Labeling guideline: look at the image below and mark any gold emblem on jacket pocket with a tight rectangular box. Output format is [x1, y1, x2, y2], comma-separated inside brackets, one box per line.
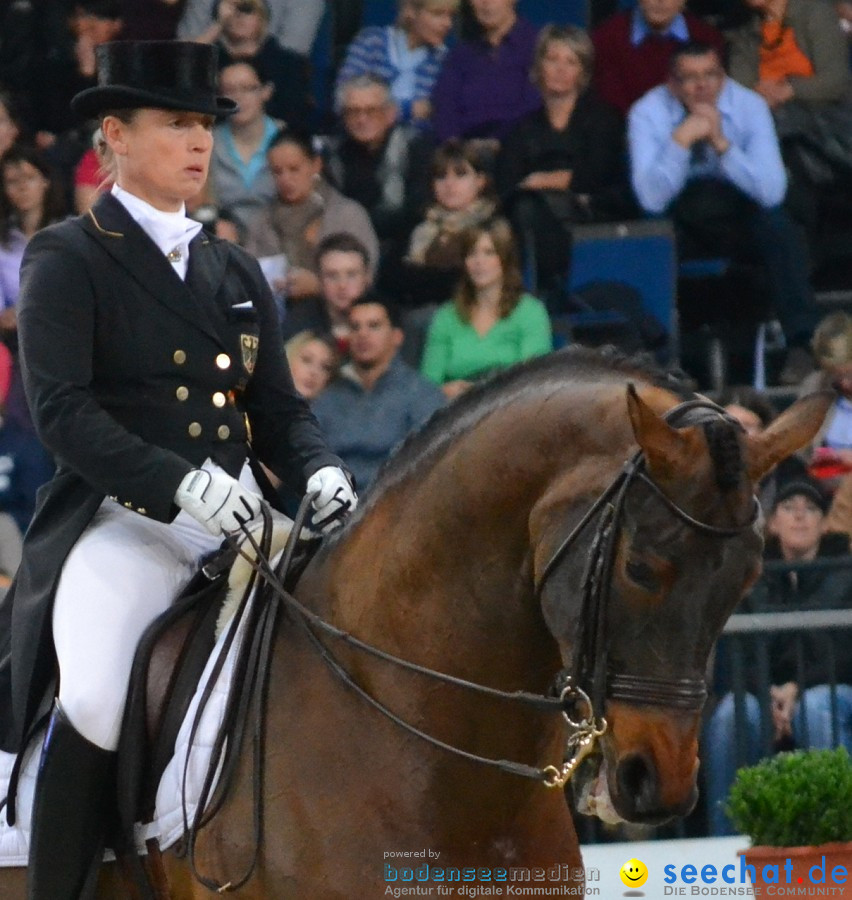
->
[240, 334, 259, 375]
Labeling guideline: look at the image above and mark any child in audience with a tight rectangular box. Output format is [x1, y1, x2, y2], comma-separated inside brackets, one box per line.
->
[402, 139, 496, 305]
[285, 330, 340, 400]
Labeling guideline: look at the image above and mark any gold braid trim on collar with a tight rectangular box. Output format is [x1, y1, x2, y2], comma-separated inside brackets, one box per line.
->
[87, 207, 124, 238]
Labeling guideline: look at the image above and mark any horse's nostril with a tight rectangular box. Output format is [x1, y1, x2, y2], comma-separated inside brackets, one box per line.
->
[616, 752, 659, 815]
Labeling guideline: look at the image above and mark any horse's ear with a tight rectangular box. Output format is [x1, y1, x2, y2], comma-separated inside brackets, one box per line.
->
[744, 389, 835, 483]
[626, 383, 699, 480]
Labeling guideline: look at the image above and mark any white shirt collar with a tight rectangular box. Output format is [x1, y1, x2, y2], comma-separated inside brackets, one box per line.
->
[111, 184, 203, 278]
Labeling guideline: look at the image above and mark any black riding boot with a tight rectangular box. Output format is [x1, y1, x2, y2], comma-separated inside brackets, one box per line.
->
[27, 704, 116, 900]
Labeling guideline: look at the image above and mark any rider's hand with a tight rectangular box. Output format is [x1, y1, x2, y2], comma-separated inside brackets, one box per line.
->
[174, 468, 263, 536]
[306, 466, 357, 533]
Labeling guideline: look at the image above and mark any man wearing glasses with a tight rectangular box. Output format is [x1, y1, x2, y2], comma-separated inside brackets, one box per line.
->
[325, 73, 433, 290]
[628, 41, 819, 384]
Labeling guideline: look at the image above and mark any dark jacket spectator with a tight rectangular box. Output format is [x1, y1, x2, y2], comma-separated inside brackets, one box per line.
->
[215, 35, 311, 127]
[119, 0, 186, 39]
[740, 530, 852, 694]
[497, 26, 634, 302]
[497, 94, 629, 218]
[325, 75, 433, 256]
[179, 0, 325, 57]
[188, 0, 311, 126]
[30, 0, 124, 140]
[704, 478, 852, 835]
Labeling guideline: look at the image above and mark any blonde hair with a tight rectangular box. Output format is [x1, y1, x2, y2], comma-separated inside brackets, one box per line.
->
[397, 0, 460, 30]
[285, 330, 340, 370]
[95, 109, 140, 182]
[811, 312, 852, 370]
[532, 24, 594, 92]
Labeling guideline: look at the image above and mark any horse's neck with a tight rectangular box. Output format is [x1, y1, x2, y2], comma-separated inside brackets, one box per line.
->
[307, 385, 643, 680]
[303, 504, 551, 687]
[288, 539, 570, 850]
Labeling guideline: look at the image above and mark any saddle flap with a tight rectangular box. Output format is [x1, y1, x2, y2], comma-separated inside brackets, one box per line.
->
[115, 553, 233, 842]
[115, 532, 320, 842]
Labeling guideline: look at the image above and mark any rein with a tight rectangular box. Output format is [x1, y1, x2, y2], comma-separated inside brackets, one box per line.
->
[228, 513, 593, 790]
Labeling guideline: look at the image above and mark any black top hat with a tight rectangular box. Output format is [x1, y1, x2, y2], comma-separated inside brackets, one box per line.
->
[71, 41, 238, 121]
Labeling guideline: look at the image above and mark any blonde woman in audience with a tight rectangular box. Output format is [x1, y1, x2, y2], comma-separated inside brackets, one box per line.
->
[798, 312, 852, 482]
[335, 0, 459, 127]
[285, 330, 340, 400]
[264, 331, 339, 491]
[420, 217, 551, 399]
[497, 25, 634, 301]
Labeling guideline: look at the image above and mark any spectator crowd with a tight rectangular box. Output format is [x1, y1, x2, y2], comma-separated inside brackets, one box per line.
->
[1, 0, 852, 836]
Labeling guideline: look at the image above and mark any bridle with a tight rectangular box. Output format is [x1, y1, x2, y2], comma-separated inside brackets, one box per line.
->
[535, 396, 760, 734]
[180, 395, 760, 893]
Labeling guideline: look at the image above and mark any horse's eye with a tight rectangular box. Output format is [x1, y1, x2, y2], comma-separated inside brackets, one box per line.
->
[625, 557, 659, 592]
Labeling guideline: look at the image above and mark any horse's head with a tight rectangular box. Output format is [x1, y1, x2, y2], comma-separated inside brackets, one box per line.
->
[532, 385, 832, 826]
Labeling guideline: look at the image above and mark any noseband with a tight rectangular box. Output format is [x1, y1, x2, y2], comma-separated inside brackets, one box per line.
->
[535, 396, 760, 723]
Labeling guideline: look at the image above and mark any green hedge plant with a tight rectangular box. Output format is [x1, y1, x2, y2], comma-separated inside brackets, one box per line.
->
[726, 747, 852, 847]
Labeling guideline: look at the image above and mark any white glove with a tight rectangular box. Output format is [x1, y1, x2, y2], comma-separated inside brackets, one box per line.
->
[174, 468, 263, 536]
[306, 466, 357, 533]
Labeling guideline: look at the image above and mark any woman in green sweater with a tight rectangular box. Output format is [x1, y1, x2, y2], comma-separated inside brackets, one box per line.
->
[420, 218, 552, 399]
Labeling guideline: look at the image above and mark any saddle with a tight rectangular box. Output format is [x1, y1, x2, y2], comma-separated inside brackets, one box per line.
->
[112, 520, 318, 889]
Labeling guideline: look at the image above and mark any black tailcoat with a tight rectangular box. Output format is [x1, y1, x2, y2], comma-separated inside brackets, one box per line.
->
[0, 193, 341, 752]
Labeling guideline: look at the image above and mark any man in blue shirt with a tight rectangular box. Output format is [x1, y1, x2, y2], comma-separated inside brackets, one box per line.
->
[628, 41, 819, 384]
[313, 295, 444, 491]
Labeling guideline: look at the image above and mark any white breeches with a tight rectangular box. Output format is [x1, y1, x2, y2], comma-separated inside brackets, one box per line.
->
[52, 459, 261, 751]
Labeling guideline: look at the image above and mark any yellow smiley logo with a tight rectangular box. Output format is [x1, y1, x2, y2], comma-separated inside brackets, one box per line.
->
[620, 857, 648, 888]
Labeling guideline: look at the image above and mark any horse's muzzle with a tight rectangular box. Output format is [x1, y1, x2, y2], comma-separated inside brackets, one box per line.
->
[613, 751, 698, 824]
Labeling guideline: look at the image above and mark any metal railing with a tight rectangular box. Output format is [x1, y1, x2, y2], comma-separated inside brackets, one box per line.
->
[703, 555, 852, 836]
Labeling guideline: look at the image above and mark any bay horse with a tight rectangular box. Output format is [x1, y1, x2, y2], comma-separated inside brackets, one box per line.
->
[0, 348, 830, 898]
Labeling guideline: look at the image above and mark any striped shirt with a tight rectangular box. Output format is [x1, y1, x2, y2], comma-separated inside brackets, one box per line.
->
[335, 25, 449, 125]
